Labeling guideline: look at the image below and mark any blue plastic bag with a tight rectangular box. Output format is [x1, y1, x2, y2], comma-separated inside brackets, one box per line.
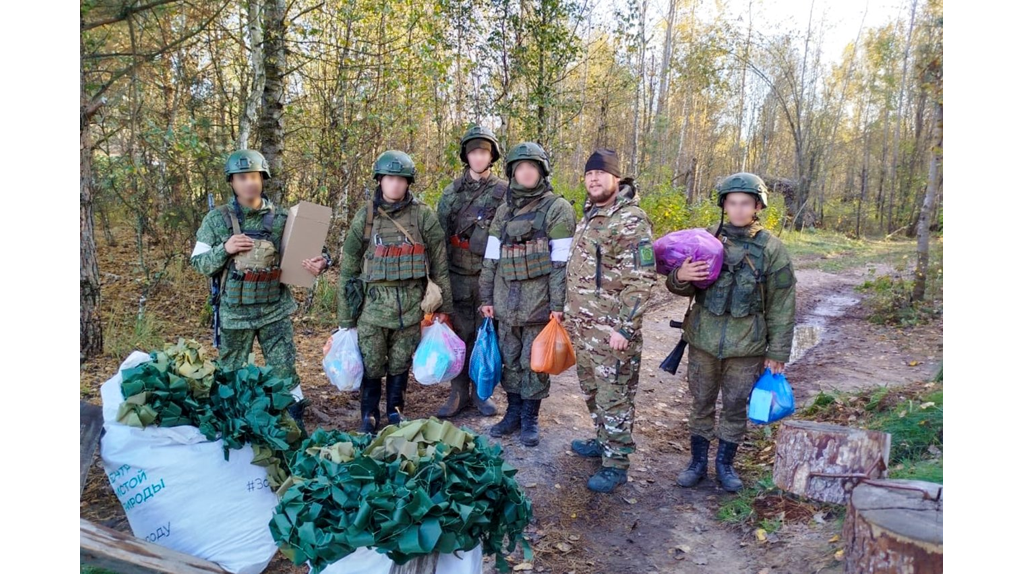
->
[747, 368, 795, 424]
[470, 318, 502, 400]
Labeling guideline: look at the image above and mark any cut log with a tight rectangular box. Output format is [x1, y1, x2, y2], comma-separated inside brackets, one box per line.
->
[81, 400, 104, 496]
[389, 553, 440, 574]
[773, 420, 891, 504]
[80, 518, 227, 573]
[843, 479, 943, 573]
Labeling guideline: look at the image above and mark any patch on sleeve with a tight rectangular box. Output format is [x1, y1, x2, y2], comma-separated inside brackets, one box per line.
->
[774, 263, 795, 289]
[637, 240, 656, 268]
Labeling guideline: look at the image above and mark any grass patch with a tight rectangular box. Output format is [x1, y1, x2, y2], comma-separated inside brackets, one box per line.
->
[856, 274, 939, 327]
[104, 309, 166, 358]
[82, 567, 119, 574]
[890, 459, 943, 483]
[868, 390, 943, 462]
[717, 471, 775, 524]
[801, 391, 839, 416]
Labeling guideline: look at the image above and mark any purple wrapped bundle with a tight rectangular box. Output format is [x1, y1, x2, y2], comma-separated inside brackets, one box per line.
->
[653, 228, 724, 288]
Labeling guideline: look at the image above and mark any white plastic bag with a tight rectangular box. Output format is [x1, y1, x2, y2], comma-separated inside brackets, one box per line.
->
[316, 545, 483, 574]
[323, 328, 363, 392]
[412, 319, 466, 385]
[99, 352, 279, 574]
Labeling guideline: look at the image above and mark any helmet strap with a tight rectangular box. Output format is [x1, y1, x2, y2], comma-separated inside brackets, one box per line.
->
[715, 207, 726, 238]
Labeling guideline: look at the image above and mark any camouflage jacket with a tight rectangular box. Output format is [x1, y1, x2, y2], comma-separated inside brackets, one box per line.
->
[191, 198, 299, 331]
[565, 181, 658, 355]
[479, 183, 578, 326]
[337, 191, 454, 330]
[666, 222, 797, 362]
[436, 170, 508, 276]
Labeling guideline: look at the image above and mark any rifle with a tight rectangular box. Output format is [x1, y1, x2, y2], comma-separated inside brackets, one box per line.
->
[659, 320, 688, 375]
[207, 192, 222, 347]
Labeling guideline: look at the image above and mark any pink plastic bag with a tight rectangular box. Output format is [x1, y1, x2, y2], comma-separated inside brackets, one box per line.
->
[653, 228, 724, 289]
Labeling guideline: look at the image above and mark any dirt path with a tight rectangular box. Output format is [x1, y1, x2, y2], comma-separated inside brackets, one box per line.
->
[80, 243, 943, 574]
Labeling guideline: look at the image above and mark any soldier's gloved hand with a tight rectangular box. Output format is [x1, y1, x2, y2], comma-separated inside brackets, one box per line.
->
[480, 305, 495, 318]
[303, 256, 328, 276]
[674, 257, 710, 283]
[765, 359, 786, 375]
[550, 311, 564, 324]
[609, 331, 630, 351]
[225, 234, 255, 254]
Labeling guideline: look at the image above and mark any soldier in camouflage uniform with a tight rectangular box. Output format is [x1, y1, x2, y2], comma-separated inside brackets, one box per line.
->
[479, 142, 577, 447]
[191, 150, 330, 432]
[434, 126, 507, 418]
[564, 149, 658, 493]
[337, 150, 454, 434]
[667, 172, 796, 492]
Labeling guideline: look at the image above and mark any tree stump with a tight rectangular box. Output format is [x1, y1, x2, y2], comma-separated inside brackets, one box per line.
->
[389, 553, 440, 574]
[773, 420, 891, 504]
[843, 479, 943, 573]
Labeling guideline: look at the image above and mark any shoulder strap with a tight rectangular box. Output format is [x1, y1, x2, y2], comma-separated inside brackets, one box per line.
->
[224, 206, 241, 235]
[262, 205, 275, 235]
[362, 200, 375, 242]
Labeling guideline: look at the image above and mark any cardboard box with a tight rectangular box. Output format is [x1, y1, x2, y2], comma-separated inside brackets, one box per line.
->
[280, 201, 333, 288]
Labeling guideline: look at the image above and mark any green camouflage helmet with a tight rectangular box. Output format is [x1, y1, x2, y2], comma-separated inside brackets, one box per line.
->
[717, 172, 768, 207]
[459, 125, 502, 165]
[373, 150, 416, 184]
[505, 141, 551, 179]
[224, 149, 271, 182]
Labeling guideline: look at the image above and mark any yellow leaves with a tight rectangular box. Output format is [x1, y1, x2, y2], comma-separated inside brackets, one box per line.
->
[514, 562, 534, 571]
[834, 549, 845, 560]
[755, 528, 768, 542]
[829, 534, 841, 543]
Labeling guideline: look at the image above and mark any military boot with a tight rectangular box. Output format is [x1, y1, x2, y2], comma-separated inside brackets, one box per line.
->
[571, 438, 603, 458]
[715, 440, 744, 492]
[437, 377, 470, 418]
[587, 467, 628, 493]
[358, 376, 382, 434]
[519, 399, 542, 447]
[385, 373, 409, 426]
[470, 382, 498, 416]
[287, 399, 308, 435]
[676, 435, 710, 487]
[489, 393, 522, 437]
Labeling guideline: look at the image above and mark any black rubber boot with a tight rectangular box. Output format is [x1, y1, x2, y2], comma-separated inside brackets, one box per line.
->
[571, 438, 603, 458]
[489, 393, 522, 437]
[385, 372, 409, 426]
[437, 377, 470, 418]
[715, 440, 744, 492]
[287, 399, 308, 435]
[677, 434, 710, 487]
[358, 376, 382, 434]
[519, 399, 541, 447]
[587, 467, 628, 493]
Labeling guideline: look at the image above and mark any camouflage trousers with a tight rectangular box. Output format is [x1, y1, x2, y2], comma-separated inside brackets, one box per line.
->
[577, 348, 641, 470]
[687, 346, 764, 444]
[497, 323, 550, 400]
[450, 272, 484, 388]
[219, 317, 302, 398]
[357, 321, 421, 379]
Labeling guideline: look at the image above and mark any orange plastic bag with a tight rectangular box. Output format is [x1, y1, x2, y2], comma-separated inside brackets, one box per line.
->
[530, 314, 577, 375]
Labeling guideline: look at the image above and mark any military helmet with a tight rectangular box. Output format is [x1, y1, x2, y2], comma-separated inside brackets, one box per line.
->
[373, 150, 416, 184]
[224, 149, 271, 182]
[505, 141, 551, 179]
[460, 125, 502, 166]
[716, 172, 768, 208]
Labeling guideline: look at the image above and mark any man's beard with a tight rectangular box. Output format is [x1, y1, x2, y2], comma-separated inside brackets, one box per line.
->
[587, 185, 615, 205]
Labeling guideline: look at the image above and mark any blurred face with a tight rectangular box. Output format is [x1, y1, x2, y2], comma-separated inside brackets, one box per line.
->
[584, 170, 619, 206]
[230, 172, 263, 206]
[723, 193, 761, 226]
[467, 147, 492, 175]
[514, 161, 542, 188]
[380, 175, 410, 202]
